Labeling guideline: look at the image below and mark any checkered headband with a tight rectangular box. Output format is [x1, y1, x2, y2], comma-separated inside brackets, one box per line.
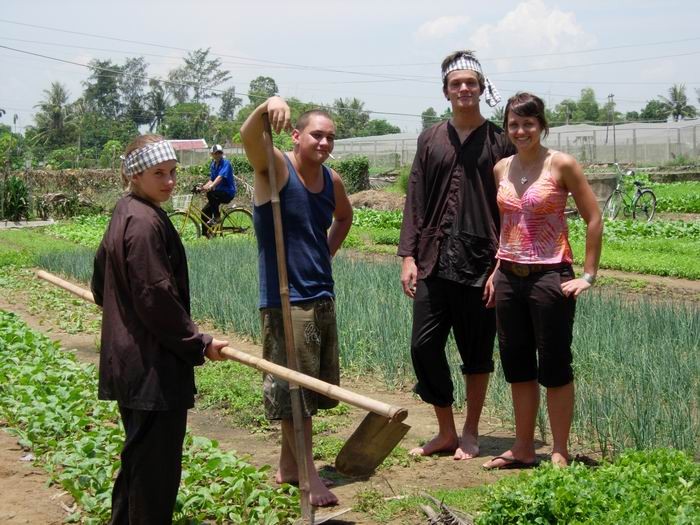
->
[121, 140, 178, 178]
[441, 54, 501, 107]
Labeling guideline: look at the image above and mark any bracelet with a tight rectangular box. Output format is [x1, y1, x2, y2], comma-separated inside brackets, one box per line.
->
[581, 272, 596, 285]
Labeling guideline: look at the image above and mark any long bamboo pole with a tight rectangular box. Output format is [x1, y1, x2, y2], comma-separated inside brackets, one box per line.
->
[35, 270, 408, 422]
[260, 113, 314, 522]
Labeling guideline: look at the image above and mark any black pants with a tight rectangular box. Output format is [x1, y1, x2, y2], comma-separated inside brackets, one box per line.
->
[201, 190, 233, 223]
[494, 266, 576, 387]
[410, 277, 496, 407]
[110, 406, 188, 525]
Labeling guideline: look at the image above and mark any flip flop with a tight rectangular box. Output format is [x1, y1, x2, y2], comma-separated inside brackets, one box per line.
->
[482, 455, 539, 470]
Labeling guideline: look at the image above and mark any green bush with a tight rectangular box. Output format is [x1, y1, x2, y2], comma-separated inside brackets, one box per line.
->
[477, 449, 700, 524]
[228, 154, 254, 175]
[329, 156, 370, 194]
[98, 140, 123, 169]
[1, 175, 30, 220]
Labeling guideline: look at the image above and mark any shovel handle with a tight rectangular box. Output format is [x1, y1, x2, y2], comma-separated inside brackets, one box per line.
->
[220, 346, 407, 422]
[36, 270, 408, 422]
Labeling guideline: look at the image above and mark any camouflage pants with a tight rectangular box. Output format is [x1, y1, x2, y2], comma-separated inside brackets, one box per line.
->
[261, 297, 339, 420]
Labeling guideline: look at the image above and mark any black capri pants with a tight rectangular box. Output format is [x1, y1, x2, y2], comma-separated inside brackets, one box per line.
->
[411, 277, 496, 407]
[494, 264, 576, 388]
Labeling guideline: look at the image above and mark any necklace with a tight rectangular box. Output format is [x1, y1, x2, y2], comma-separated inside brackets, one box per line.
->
[516, 151, 546, 186]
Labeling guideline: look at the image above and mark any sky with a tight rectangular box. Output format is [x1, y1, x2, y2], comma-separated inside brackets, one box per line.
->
[1, 0, 699, 134]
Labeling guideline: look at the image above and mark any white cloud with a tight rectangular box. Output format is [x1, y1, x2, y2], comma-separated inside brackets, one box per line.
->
[415, 16, 470, 41]
[468, 0, 596, 72]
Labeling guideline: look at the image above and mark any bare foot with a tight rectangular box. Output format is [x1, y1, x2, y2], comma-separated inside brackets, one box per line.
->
[309, 476, 339, 507]
[274, 473, 334, 488]
[482, 450, 538, 470]
[551, 452, 569, 467]
[274, 453, 299, 485]
[453, 431, 479, 460]
[409, 434, 459, 457]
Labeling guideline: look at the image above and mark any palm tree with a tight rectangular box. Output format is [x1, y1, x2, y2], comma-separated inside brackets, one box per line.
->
[658, 84, 697, 122]
[33, 82, 73, 146]
[147, 80, 170, 132]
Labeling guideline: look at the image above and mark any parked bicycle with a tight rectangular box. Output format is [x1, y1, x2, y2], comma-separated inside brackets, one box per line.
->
[169, 185, 253, 240]
[602, 163, 656, 222]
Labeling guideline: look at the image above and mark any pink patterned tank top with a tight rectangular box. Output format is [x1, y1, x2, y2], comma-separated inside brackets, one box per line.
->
[496, 153, 573, 264]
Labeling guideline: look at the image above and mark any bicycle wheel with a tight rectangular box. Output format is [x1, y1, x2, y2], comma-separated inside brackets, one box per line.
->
[168, 211, 200, 241]
[632, 190, 656, 222]
[219, 208, 253, 236]
[602, 191, 623, 220]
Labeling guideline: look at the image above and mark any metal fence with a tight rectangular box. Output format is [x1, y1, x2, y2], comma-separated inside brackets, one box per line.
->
[176, 121, 700, 169]
[331, 121, 700, 169]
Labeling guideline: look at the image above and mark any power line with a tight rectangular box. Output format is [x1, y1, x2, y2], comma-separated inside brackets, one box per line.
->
[2, 18, 699, 81]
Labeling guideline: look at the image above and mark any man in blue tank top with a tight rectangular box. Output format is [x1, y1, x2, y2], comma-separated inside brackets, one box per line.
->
[240, 96, 352, 508]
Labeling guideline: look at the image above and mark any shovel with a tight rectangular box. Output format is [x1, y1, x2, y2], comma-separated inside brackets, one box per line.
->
[38, 272, 411, 478]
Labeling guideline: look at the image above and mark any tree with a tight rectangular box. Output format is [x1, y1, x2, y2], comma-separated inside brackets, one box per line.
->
[0, 108, 5, 118]
[83, 59, 122, 119]
[624, 111, 640, 122]
[219, 87, 242, 120]
[421, 107, 438, 130]
[147, 80, 170, 132]
[640, 100, 671, 122]
[332, 97, 370, 139]
[167, 48, 231, 103]
[489, 106, 505, 126]
[119, 57, 150, 125]
[248, 76, 278, 105]
[658, 84, 697, 122]
[32, 82, 75, 148]
[357, 119, 400, 137]
[553, 99, 578, 124]
[577, 88, 600, 122]
[161, 102, 210, 139]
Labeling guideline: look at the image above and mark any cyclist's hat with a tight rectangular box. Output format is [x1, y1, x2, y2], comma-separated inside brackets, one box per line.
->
[211, 144, 224, 154]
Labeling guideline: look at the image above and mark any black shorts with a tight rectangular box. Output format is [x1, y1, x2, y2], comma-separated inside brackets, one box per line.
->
[494, 264, 576, 387]
[411, 277, 496, 407]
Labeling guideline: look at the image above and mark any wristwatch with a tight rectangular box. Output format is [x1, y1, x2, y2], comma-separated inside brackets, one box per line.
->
[581, 272, 596, 285]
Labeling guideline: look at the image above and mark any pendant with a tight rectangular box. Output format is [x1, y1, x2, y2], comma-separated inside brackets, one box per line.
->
[520, 176, 528, 185]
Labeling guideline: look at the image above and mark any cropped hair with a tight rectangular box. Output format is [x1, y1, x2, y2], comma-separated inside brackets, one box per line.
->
[503, 92, 550, 138]
[295, 109, 335, 132]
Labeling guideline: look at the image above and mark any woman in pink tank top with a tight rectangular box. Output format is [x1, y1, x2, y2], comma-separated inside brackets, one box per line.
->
[482, 93, 602, 470]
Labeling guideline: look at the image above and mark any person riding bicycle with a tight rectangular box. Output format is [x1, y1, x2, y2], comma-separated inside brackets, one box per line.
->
[201, 144, 237, 232]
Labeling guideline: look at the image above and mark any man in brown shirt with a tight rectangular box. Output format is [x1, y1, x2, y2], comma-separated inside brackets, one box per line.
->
[398, 51, 514, 459]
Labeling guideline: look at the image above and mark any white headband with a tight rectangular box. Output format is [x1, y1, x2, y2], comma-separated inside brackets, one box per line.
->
[442, 55, 501, 107]
[121, 141, 178, 178]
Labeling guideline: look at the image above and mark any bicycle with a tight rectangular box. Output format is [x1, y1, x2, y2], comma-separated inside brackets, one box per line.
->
[169, 185, 253, 241]
[602, 163, 656, 222]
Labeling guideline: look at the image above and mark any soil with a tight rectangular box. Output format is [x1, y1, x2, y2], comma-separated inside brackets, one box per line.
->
[349, 190, 404, 211]
[0, 265, 696, 523]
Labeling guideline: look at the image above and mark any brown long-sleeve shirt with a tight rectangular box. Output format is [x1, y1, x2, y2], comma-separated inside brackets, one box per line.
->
[91, 194, 211, 410]
[398, 120, 514, 286]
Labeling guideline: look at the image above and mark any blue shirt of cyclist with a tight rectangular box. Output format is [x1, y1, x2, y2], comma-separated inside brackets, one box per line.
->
[209, 157, 237, 199]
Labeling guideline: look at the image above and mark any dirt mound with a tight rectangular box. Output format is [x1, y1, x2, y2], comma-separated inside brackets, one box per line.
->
[349, 189, 405, 211]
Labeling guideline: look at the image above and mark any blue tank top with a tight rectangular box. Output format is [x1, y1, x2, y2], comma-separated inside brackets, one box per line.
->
[254, 154, 335, 308]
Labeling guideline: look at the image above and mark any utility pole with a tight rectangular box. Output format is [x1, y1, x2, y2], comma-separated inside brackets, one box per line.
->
[608, 93, 617, 162]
